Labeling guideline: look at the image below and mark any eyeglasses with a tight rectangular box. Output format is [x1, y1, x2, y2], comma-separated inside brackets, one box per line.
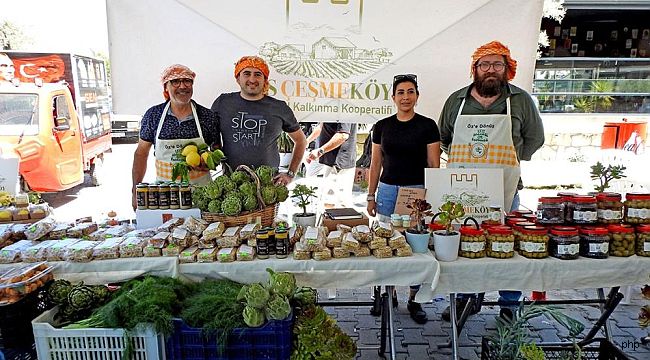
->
[475, 62, 506, 72]
[393, 74, 417, 83]
[169, 78, 194, 87]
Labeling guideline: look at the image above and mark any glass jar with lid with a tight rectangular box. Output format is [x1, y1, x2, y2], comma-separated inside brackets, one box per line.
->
[569, 195, 598, 225]
[596, 192, 623, 224]
[579, 227, 609, 259]
[624, 193, 650, 224]
[549, 226, 580, 260]
[459, 225, 486, 259]
[483, 205, 503, 226]
[486, 226, 515, 259]
[636, 224, 650, 257]
[607, 224, 635, 257]
[537, 197, 565, 224]
[519, 226, 549, 259]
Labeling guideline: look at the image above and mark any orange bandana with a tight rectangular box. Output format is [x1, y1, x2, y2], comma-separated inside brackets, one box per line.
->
[160, 64, 195, 84]
[234, 56, 270, 95]
[470, 41, 517, 81]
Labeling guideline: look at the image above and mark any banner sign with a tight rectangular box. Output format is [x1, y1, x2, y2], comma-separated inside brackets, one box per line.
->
[0, 156, 20, 195]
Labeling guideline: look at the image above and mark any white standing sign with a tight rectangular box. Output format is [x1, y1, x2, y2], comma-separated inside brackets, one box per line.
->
[0, 156, 20, 195]
[424, 168, 504, 224]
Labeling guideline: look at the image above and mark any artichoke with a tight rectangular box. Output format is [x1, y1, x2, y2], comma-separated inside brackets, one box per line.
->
[243, 305, 265, 327]
[239, 181, 256, 197]
[225, 189, 243, 200]
[275, 184, 289, 202]
[267, 268, 296, 298]
[292, 287, 318, 307]
[204, 182, 222, 200]
[264, 294, 291, 321]
[221, 196, 242, 216]
[237, 284, 250, 302]
[67, 283, 96, 311]
[244, 283, 270, 309]
[255, 165, 276, 185]
[230, 170, 249, 185]
[261, 185, 277, 205]
[192, 187, 209, 208]
[91, 285, 111, 304]
[215, 175, 236, 192]
[208, 199, 222, 213]
[243, 195, 258, 211]
[48, 279, 72, 305]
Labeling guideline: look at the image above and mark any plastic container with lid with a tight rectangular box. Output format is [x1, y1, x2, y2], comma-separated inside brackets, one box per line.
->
[486, 226, 515, 258]
[607, 224, 635, 257]
[459, 222, 486, 259]
[482, 206, 503, 226]
[519, 226, 549, 259]
[557, 192, 577, 223]
[579, 227, 609, 259]
[513, 209, 534, 218]
[596, 192, 623, 224]
[537, 197, 565, 224]
[512, 221, 535, 251]
[623, 193, 650, 224]
[569, 195, 598, 224]
[636, 224, 650, 257]
[549, 226, 580, 260]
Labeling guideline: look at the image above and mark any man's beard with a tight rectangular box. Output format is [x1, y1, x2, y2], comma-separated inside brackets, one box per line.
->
[473, 73, 507, 97]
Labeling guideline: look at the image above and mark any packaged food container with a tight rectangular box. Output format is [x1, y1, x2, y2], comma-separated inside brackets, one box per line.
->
[459, 225, 486, 259]
[636, 224, 650, 257]
[390, 214, 402, 227]
[607, 224, 635, 257]
[557, 192, 577, 223]
[0, 240, 36, 263]
[519, 226, 549, 259]
[623, 193, 650, 224]
[483, 206, 503, 226]
[510, 219, 532, 251]
[536, 197, 565, 224]
[569, 195, 598, 224]
[486, 226, 515, 258]
[549, 226, 579, 260]
[21, 240, 58, 262]
[0, 262, 55, 304]
[513, 209, 533, 218]
[596, 192, 623, 224]
[64, 240, 100, 262]
[579, 227, 609, 259]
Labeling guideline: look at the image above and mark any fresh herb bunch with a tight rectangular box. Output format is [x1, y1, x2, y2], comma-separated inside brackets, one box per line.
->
[291, 305, 356, 360]
[406, 198, 433, 234]
[590, 161, 626, 193]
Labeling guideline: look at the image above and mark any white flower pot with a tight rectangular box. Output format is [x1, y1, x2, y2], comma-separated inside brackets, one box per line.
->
[405, 231, 431, 253]
[433, 230, 461, 262]
[292, 213, 317, 227]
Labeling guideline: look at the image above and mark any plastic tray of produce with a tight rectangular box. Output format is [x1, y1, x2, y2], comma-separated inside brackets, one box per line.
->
[0, 263, 54, 305]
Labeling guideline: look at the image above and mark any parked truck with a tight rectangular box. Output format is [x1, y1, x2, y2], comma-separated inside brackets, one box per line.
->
[0, 52, 112, 192]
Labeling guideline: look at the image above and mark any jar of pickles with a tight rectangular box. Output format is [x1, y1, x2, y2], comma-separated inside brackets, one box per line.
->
[607, 224, 635, 257]
[486, 226, 515, 258]
[596, 192, 623, 224]
[549, 226, 580, 260]
[537, 197, 565, 224]
[459, 225, 486, 259]
[624, 193, 650, 224]
[636, 224, 650, 257]
[518, 226, 549, 259]
[569, 195, 598, 225]
[579, 227, 609, 259]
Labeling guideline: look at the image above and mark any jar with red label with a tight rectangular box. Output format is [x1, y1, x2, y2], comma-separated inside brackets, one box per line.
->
[537, 197, 565, 224]
[549, 226, 580, 260]
[459, 225, 486, 259]
[519, 226, 549, 259]
[596, 192, 623, 224]
[486, 226, 515, 259]
[607, 224, 635, 257]
[624, 193, 650, 224]
[579, 227, 609, 259]
[570, 195, 598, 224]
[636, 224, 650, 257]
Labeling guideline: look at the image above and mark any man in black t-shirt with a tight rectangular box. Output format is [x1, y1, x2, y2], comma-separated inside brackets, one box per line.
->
[306, 122, 357, 208]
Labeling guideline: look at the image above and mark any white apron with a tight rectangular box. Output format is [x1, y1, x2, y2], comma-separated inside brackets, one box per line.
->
[153, 101, 211, 185]
[447, 97, 521, 211]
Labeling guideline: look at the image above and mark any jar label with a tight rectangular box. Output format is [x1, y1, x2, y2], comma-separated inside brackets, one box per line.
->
[597, 209, 622, 220]
[491, 241, 514, 253]
[557, 243, 579, 255]
[573, 210, 597, 221]
[489, 211, 501, 222]
[628, 207, 650, 219]
[589, 242, 608, 254]
[521, 241, 545, 252]
[644, 242, 650, 252]
[461, 242, 485, 252]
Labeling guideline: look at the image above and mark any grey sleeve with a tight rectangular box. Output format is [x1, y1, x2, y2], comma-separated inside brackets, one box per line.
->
[280, 102, 301, 133]
[519, 94, 545, 161]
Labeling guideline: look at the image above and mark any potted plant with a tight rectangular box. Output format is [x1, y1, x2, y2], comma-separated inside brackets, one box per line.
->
[431, 201, 465, 261]
[291, 184, 318, 227]
[404, 198, 434, 253]
[277, 132, 294, 168]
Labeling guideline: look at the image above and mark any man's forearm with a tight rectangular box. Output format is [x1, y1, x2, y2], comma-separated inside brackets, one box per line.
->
[132, 153, 148, 190]
[319, 133, 348, 153]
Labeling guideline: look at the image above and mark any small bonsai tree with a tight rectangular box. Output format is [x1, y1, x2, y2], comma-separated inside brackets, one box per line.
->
[291, 184, 318, 216]
[590, 161, 626, 193]
[435, 201, 465, 235]
[406, 198, 433, 234]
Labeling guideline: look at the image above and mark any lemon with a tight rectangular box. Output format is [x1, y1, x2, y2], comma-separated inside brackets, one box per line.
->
[181, 144, 198, 157]
[201, 151, 211, 165]
[185, 152, 201, 167]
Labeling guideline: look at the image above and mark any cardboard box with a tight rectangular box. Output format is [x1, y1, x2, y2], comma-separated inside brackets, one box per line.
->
[135, 208, 201, 229]
[322, 213, 369, 231]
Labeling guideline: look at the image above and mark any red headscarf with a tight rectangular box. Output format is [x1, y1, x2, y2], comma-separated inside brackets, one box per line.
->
[160, 64, 195, 100]
[470, 41, 517, 81]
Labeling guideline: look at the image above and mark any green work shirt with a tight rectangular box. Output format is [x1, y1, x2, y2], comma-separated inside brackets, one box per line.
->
[438, 83, 545, 161]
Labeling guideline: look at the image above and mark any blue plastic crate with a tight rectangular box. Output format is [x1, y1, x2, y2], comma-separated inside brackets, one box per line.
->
[166, 313, 293, 360]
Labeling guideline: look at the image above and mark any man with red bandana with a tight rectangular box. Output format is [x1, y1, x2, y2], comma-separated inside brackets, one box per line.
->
[438, 41, 545, 321]
[211, 56, 307, 185]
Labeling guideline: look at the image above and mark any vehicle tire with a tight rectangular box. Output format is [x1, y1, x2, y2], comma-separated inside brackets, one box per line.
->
[89, 155, 104, 187]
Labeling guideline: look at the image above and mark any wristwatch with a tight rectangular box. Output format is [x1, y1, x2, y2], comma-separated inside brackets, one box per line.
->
[366, 193, 375, 202]
[286, 170, 295, 178]
[317, 148, 325, 156]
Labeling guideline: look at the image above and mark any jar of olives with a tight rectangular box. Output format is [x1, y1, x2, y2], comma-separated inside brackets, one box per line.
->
[569, 195, 598, 224]
[596, 192, 623, 224]
[624, 193, 650, 224]
[518, 226, 549, 259]
[636, 224, 650, 257]
[513, 209, 534, 218]
[607, 224, 635, 257]
[459, 225, 486, 258]
[557, 192, 577, 223]
[537, 197, 565, 224]
[579, 227, 609, 259]
[549, 226, 580, 260]
[512, 221, 535, 251]
[486, 226, 515, 258]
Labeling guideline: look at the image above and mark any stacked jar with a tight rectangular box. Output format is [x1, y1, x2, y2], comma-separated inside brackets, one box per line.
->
[512, 221, 535, 252]
[607, 224, 635, 257]
[624, 193, 650, 224]
[518, 226, 549, 259]
[636, 224, 650, 257]
[596, 192, 623, 224]
[459, 225, 486, 258]
[569, 195, 598, 225]
[537, 197, 565, 225]
[549, 226, 580, 260]
[579, 227, 609, 259]
[557, 192, 577, 223]
[486, 226, 515, 259]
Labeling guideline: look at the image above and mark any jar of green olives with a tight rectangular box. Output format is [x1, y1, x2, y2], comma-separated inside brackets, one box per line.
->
[459, 225, 486, 258]
[518, 226, 549, 259]
[512, 221, 535, 251]
[596, 192, 623, 224]
[607, 224, 635, 257]
[579, 226, 609, 259]
[636, 224, 650, 257]
[624, 193, 650, 224]
[486, 226, 515, 258]
[549, 226, 580, 260]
